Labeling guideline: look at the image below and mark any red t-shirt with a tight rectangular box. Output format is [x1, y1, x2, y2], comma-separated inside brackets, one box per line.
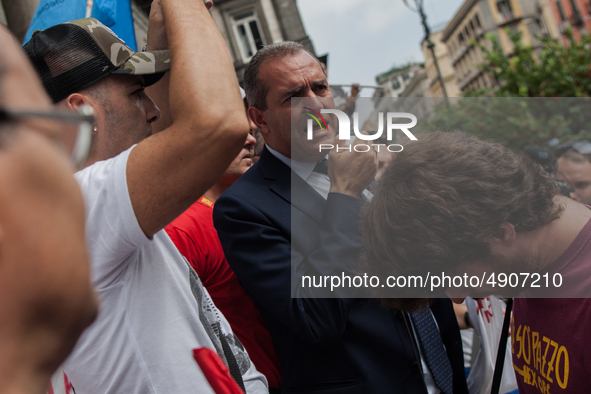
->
[166, 197, 282, 389]
[512, 217, 591, 394]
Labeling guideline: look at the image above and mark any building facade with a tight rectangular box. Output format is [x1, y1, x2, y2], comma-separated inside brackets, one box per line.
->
[131, 0, 315, 83]
[441, 0, 559, 94]
[0, 0, 314, 84]
[363, 63, 425, 132]
[421, 27, 462, 97]
[398, 69, 435, 121]
[547, 0, 591, 42]
[371, 63, 424, 100]
[207, 0, 314, 82]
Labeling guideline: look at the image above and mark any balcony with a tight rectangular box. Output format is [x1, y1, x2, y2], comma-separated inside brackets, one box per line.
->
[450, 43, 470, 66]
[569, 12, 584, 27]
[496, 11, 520, 27]
[458, 66, 484, 91]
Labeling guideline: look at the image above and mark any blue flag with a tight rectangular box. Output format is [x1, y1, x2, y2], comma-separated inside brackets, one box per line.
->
[23, 0, 137, 50]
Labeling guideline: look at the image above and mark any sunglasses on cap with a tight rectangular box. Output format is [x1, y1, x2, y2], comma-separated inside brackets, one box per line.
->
[555, 141, 591, 158]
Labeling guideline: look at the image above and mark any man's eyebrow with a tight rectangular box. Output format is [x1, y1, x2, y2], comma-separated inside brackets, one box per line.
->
[281, 79, 328, 99]
[311, 79, 328, 87]
[129, 77, 146, 89]
[281, 86, 303, 99]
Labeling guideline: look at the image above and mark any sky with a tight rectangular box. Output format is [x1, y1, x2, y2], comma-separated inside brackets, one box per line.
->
[297, 0, 466, 97]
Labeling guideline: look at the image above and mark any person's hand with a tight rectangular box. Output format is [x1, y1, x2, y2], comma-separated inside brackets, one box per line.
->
[328, 134, 377, 198]
[342, 84, 360, 114]
[147, 1, 213, 51]
[147, 0, 167, 51]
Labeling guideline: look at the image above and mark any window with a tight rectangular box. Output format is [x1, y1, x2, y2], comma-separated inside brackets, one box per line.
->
[232, 11, 265, 63]
[570, 0, 581, 15]
[555, 0, 566, 21]
[497, 0, 515, 23]
[570, 0, 582, 23]
[475, 14, 482, 29]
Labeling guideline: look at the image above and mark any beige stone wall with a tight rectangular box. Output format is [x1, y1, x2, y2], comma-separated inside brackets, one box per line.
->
[443, 1, 491, 93]
[490, 0, 559, 52]
[422, 29, 461, 97]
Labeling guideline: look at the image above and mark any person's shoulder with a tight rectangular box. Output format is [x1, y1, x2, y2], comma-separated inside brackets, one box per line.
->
[221, 160, 267, 198]
[74, 147, 134, 191]
[216, 153, 292, 217]
[214, 166, 272, 219]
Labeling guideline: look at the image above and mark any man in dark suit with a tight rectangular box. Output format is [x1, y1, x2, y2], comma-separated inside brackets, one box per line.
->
[213, 42, 468, 394]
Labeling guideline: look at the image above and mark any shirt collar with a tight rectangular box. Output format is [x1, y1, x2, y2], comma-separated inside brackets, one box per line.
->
[266, 144, 316, 181]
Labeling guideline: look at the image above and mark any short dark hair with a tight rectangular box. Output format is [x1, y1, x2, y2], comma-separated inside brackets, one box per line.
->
[363, 131, 562, 283]
[243, 42, 318, 111]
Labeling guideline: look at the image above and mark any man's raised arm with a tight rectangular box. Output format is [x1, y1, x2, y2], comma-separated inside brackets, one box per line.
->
[130, 0, 249, 237]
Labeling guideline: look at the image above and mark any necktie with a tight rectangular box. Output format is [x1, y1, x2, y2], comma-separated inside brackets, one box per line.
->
[308, 158, 330, 199]
[311, 158, 374, 201]
[410, 309, 454, 394]
[313, 157, 329, 175]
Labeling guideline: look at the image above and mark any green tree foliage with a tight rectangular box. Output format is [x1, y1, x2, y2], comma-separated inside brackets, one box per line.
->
[421, 29, 591, 151]
[420, 97, 591, 151]
[470, 28, 591, 97]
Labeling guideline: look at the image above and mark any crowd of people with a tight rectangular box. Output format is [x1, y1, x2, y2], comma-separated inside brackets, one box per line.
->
[1, 0, 589, 393]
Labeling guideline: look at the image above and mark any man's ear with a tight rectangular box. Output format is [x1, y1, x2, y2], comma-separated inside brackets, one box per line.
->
[63, 93, 99, 137]
[490, 222, 516, 254]
[63, 93, 89, 112]
[249, 107, 269, 136]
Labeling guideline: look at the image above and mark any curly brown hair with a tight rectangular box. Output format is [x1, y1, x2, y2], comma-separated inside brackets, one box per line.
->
[363, 132, 562, 284]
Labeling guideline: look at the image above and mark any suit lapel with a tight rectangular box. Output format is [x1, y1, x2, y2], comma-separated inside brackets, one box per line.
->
[290, 172, 325, 225]
[259, 147, 325, 225]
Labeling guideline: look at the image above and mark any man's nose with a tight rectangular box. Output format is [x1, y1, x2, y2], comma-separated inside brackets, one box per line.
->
[303, 94, 324, 110]
[145, 95, 161, 124]
[245, 132, 256, 148]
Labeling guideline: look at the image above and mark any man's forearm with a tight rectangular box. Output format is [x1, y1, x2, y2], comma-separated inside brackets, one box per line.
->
[162, 0, 246, 132]
[125, 0, 249, 237]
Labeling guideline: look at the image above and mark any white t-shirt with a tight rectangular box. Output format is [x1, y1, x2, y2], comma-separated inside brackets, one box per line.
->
[65, 147, 268, 394]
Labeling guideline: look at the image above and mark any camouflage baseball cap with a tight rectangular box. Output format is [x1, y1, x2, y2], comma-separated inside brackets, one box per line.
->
[23, 18, 170, 103]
